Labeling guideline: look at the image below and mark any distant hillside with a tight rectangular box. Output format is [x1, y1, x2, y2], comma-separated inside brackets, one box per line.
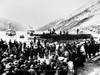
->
[37, 19, 64, 31]
[0, 18, 29, 31]
[37, 0, 100, 34]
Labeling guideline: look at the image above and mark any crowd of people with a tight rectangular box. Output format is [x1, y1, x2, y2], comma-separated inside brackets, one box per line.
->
[0, 37, 100, 75]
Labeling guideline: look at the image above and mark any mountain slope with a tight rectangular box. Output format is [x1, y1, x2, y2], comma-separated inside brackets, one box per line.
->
[37, 0, 100, 33]
[37, 19, 64, 31]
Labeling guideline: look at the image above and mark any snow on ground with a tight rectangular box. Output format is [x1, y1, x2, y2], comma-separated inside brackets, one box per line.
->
[88, 67, 100, 75]
[77, 54, 100, 75]
[0, 31, 31, 44]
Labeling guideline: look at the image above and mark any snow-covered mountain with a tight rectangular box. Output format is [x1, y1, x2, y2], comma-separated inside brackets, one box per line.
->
[37, 0, 100, 34]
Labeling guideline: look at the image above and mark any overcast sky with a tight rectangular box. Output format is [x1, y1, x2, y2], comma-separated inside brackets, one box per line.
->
[0, 0, 90, 29]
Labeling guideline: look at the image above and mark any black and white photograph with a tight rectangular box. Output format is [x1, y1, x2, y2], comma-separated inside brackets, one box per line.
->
[0, 0, 100, 75]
